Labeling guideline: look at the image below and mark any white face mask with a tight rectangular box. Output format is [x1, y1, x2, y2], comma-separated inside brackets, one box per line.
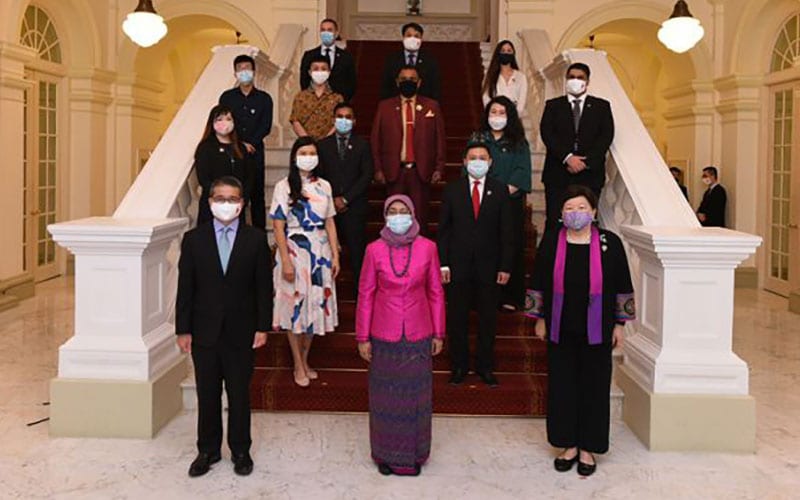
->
[210, 201, 241, 223]
[566, 78, 587, 96]
[488, 116, 507, 131]
[466, 159, 490, 179]
[311, 70, 330, 85]
[403, 36, 422, 52]
[296, 155, 319, 172]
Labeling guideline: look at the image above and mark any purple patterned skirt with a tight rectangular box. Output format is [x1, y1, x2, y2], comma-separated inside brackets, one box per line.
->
[369, 336, 433, 475]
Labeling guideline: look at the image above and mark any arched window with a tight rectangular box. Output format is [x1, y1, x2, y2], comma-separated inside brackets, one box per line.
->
[19, 5, 61, 64]
[20, 4, 62, 279]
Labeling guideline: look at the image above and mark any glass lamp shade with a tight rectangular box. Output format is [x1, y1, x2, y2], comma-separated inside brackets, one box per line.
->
[122, 11, 168, 48]
[657, 16, 704, 53]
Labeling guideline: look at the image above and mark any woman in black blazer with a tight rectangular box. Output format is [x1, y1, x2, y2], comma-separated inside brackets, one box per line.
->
[194, 105, 255, 225]
[526, 184, 635, 477]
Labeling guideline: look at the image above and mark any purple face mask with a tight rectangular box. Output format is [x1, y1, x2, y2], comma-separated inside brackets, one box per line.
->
[562, 211, 594, 230]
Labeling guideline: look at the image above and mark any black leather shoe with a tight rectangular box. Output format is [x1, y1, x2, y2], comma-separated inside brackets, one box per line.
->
[449, 369, 467, 385]
[553, 454, 578, 472]
[232, 453, 254, 476]
[188, 452, 221, 477]
[378, 463, 393, 476]
[412, 464, 421, 476]
[476, 370, 499, 387]
[577, 458, 596, 477]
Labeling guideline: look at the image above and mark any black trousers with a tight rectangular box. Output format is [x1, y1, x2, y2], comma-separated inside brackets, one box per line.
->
[446, 278, 499, 373]
[500, 196, 526, 308]
[544, 184, 602, 232]
[546, 331, 612, 454]
[250, 148, 266, 230]
[192, 341, 254, 456]
[335, 201, 367, 298]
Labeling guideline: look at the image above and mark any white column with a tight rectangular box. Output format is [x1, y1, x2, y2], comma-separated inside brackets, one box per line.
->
[618, 225, 761, 451]
[47, 217, 188, 437]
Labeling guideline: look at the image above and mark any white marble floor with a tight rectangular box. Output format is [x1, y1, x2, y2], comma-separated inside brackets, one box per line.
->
[1, 278, 799, 499]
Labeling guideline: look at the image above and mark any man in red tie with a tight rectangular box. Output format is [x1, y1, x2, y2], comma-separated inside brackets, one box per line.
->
[437, 141, 514, 387]
[372, 66, 446, 232]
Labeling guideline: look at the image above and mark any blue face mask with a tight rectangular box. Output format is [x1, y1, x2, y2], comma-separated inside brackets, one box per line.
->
[236, 70, 254, 84]
[335, 117, 353, 135]
[386, 214, 413, 235]
[320, 31, 336, 46]
[466, 159, 490, 179]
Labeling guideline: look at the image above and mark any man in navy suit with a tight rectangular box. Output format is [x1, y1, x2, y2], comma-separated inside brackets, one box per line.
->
[540, 62, 614, 231]
[379, 22, 441, 101]
[176, 176, 273, 478]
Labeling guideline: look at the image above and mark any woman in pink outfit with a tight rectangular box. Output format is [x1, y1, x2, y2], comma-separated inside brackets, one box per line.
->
[356, 194, 446, 477]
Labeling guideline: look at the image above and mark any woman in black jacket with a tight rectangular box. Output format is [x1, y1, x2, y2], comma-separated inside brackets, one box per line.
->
[194, 105, 255, 225]
[526, 184, 635, 477]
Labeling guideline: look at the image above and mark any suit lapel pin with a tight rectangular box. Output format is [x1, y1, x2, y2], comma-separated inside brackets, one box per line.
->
[487, 190, 492, 196]
[219, 147, 225, 153]
[416, 104, 423, 111]
[348, 144, 353, 149]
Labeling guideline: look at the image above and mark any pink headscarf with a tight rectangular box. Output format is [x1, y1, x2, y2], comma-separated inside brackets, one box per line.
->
[380, 194, 421, 247]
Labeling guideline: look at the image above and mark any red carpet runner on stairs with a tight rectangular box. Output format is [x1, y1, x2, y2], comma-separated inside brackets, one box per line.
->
[250, 41, 547, 416]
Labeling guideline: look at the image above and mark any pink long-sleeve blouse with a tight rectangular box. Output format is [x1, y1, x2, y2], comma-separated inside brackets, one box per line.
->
[355, 237, 446, 343]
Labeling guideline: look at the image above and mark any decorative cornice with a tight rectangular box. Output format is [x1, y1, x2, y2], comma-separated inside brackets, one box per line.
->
[0, 42, 37, 64]
[713, 74, 763, 92]
[49, 217, 187, 255]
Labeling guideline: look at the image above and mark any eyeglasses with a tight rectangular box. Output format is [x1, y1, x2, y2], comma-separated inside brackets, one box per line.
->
[212, 196, 241, 203]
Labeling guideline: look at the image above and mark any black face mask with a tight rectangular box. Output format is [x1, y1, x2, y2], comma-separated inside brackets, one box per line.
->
[398, 80, 418, 98]
[498, 53, 515, 66]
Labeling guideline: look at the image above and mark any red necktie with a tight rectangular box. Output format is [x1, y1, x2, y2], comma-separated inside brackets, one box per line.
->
[472, 180, 481, 220]
[405, 100, 415, 162]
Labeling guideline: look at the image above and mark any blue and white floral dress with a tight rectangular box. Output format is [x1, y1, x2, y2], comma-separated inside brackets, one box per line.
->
[269, 176, 338, 334]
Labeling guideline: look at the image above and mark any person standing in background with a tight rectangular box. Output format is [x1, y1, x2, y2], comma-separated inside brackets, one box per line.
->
[540, 63, 614, 231]
[317, 103, 373, 298]
[290, 55, 344, 141]
[380, 22, 441, 101]
[669, 166, 689, 200]
[219, 54, 273, 231]
[300, 18, 357, 102]
[697, 166, 727, 227]
[176, 176, 272, 478]
[193, 105, 254, 226]
[477, 96, 532, 312]
[482, 40, 528, 116]
[371, 66, 445, 233]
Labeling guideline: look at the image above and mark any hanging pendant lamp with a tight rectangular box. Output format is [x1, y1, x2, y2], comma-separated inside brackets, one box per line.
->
[657, 0, 705, 54]
[122, 0, 168, 48]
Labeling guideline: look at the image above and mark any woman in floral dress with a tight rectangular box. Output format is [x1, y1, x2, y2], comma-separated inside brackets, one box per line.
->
[270, 136, 340, 387]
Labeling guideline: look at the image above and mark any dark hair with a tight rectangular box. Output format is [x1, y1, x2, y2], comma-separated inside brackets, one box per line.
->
[702, 166, 718, 178]
[480, 96, 527, 148]
[198, 105, 244, 159]
[560, 184, 598, 211]
[333, 102, 354, 115]
[288, 136, 318, 207]
[566, 62, 590, 79]
[396, 64, 420, 79]
[402, 22, 424, 36]
[233, 54, 255, 71]
[320, 18, 339, 30]
[463, 139, 491, 158]
[308, 54, 331, 69]
[209, 175, 244, 198]
[669, 166, 682, 174]
[482, 40, 519, 99]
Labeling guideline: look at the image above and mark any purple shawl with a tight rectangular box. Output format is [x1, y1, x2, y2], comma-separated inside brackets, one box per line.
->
[379, 194, 420, 247]
[550, 226, 604, 345]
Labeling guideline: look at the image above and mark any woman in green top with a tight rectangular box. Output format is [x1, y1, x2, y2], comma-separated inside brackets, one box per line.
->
[479, 96, 532, 311]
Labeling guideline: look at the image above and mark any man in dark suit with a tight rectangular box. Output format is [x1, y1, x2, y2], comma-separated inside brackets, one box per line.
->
[438, 141, 513, 387]
[219, 55, 274, 230]
[372, 65, 445, 232]
[379, 22, 441, 101]
[176, 176, 273, 478]
[670, 166, 689, 200]
[697, 165, 727, 227]
[317, 102, 374, 296]
[540, 62, 614, 231]
[299, 18, 357, 101]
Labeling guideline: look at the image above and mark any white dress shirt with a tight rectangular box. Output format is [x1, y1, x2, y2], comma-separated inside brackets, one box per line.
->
[482, 69, 528, 115]
[320, 45, 336, 68]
